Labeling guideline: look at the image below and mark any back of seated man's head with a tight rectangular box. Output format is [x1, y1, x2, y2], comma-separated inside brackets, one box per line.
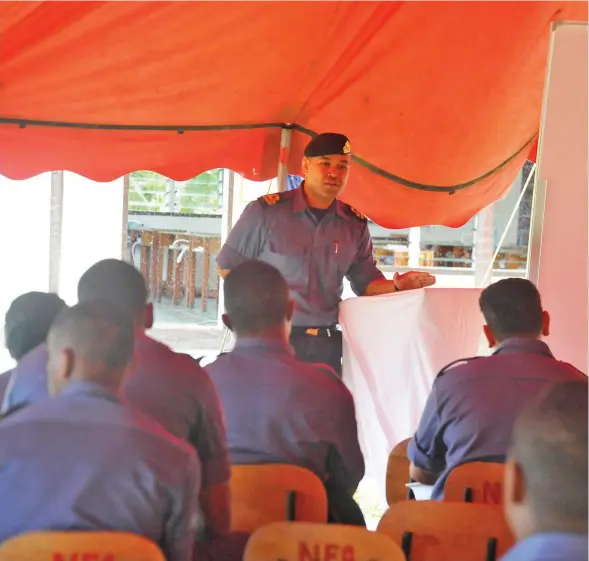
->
[46, 301, 135, 397]
[222, 261, 294, 337]
[504, 380, 588, 540]
[4, 291, 67, 360]
[77, 259, 152, 329]
[479, 278, 548, 347]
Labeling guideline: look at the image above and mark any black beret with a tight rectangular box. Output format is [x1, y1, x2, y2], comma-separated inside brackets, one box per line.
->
[304, 133, 351, 158]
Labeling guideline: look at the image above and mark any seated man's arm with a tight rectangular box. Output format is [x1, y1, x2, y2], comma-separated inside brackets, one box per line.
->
[190, 371, 231, 538]
[407, 384, 446, 484]
[165, 450, 202, 561]
[216, 201, 266, 278]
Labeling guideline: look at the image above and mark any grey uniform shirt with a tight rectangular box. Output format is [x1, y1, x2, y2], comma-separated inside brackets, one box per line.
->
[216, 185, 385, 327]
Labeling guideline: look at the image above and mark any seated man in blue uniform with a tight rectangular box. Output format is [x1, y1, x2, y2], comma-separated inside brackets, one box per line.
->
[1, 259, 231, 544]
[216, 132, 436, 376]
[0, 291, 66, 408]
[501, 381, 588, 561]
[206, 260, 366, 525]
[407, 278, 586, 499]
[0, 301, 201, 561]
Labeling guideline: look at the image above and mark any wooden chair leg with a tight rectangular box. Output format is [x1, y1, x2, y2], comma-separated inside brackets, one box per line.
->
[201, 239, 211, 313]
[186, 242, 197, 309]
[166, 248, 175, 299]
[173, 249, 184, 306]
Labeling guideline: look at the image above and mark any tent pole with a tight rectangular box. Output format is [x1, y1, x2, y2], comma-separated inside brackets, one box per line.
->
[479, 163, 537, 287]
[48, 171, 64, 293]
[277, 127, 292, 192]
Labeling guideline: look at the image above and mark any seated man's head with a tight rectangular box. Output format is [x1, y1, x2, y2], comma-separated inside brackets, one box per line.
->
[504, 380, 588, 540]
[222, 261, 294, 338]
[77, 259, 152, 329]
[479, 278, 548, 348]
[46, 301, 135, 397]
[4, 291, 67, 361]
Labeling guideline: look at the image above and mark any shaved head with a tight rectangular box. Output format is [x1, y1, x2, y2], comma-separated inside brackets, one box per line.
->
[506, 380, 588, 537]
[223, 261, 292, 336]
[46, 301, 135, 396]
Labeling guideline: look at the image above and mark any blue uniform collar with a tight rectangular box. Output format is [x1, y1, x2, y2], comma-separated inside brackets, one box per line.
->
[234, 336, 294, 355]
[58, 380, 121, 403]
[292, 183, 348, 218]
[494, 338, 553, 358]
[501, 532, 588, 561]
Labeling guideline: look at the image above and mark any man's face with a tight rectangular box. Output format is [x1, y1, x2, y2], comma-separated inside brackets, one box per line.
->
[303, 154, 351, 200]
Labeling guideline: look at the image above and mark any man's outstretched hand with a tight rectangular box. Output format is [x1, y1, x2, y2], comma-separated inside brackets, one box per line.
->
[394, 271, 436, 291]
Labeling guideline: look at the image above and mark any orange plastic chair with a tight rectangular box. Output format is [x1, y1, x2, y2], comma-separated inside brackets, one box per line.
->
[244, 521, 405, 561]
[377, 501, 515, 561]
[230, 464, 328, 533]
[391, 437, 411, 457]
[385, 454, 412, 504]
[443, 462, 506, 505]
[0, 532, 165, 561]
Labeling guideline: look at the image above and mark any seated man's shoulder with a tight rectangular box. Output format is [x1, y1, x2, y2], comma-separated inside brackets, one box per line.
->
[435, 356, 486, 381]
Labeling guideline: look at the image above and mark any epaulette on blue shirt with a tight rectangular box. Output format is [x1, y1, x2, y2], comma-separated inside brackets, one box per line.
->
[341, 202, 368, 221]
[435, 356, 484, 379]
[257, 192, 292, 207]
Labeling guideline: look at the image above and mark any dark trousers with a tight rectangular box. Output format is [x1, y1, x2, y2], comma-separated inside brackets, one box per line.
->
[325, 480, 366, 526]
[289, 328, 343, 377]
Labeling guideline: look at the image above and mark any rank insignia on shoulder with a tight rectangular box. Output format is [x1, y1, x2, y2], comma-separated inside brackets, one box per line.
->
[436, 356, 483, 379]
[259, 193, 281, 206]
[345, 204, 367, 221]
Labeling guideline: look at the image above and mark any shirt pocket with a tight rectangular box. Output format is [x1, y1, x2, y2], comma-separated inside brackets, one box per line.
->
[324, 238, 356, 284]
[263, 239, 310, 289]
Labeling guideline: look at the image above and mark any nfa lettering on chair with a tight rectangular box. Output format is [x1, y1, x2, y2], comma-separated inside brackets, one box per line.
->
[52, 553, 115, 561]
[298, 542, 356, 561]
[481, 481, 503, 504]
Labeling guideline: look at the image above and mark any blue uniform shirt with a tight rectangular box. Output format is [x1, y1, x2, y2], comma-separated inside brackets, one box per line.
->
[1, 334, 230, 490]
[407, 338, 586, 499]
[216, 186, 384, 327]
[206, 337, 365, 493]
[500, 533, 588, 561]
[0, 381, 201, 561]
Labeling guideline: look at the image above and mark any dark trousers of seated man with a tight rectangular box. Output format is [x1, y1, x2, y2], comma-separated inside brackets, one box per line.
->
[290, 327, 343, 377]
[325, 479, 366, 526]
[194, 532, 251, 561]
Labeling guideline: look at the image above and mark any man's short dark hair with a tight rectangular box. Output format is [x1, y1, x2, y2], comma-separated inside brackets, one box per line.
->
[48, 301, 135, 369]
[479, 278, 543, 340]
[512, 380, 588, 526]
[224, 261, 290, 334]
[4, 292, 67, 360]
[77, 259, 148, 320]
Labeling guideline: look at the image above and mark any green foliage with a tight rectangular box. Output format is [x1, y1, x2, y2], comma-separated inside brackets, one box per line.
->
[128, 170, 222, 214]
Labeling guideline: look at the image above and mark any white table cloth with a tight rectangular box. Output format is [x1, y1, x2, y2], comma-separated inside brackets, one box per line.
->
[339, 288, 483, 503]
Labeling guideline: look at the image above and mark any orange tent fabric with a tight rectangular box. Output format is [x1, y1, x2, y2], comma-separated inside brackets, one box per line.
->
[0, 1, 586, 228]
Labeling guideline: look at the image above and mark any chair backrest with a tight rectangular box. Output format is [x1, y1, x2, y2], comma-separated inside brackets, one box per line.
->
[230, 464, 328, 533]
[244, 522, 405, 561]
[444, 462, 506, 505]
[377, 501, 515, 561]
[391, 437, 411, 457]
[0, 532, 165, 561]
[386, 454, 412, 504]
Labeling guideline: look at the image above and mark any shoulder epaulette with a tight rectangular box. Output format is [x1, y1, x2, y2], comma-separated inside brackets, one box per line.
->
[435, 356, 484, 379]
[257, 192, 290, 207]
[342, 202, 368, 221]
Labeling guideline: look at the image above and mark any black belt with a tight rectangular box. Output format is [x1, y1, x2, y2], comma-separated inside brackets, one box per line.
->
[291, 325, 340, 338]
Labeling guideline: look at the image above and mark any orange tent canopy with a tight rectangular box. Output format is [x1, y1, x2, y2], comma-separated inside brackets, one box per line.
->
[0, 1, 586, 228]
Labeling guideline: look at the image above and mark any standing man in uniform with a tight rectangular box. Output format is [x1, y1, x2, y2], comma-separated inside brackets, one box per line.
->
[216, 132, 436, 375]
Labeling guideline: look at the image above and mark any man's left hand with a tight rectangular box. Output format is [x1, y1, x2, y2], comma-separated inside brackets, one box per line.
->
[394, 271, 436, 291]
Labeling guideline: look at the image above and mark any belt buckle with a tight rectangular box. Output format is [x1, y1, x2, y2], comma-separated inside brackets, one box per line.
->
[306, 328, 319, 336]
